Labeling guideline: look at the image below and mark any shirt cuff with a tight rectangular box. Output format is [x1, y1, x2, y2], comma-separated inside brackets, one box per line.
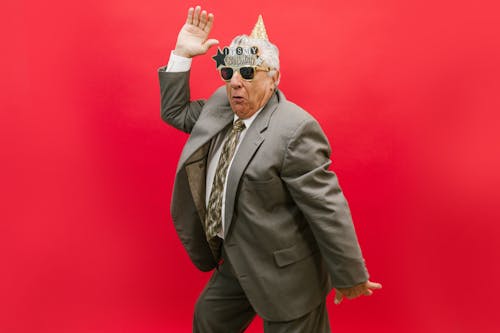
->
[165, 51, 192, 72]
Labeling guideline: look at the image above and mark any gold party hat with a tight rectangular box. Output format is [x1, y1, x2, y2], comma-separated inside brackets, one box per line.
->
[250, 15, 269, 40]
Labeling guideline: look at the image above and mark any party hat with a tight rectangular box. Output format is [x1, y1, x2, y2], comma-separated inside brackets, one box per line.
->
[250, 15, 269, 40]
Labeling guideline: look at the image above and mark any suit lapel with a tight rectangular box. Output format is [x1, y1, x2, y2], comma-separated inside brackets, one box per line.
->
[180, 103, 233, 223]
[177, 105, 234, 174]
[224, 92, 281, 237]
[184, 144, 209, 223]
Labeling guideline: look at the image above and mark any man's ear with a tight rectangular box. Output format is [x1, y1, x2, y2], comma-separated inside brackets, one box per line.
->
[272, 70, 280, 87]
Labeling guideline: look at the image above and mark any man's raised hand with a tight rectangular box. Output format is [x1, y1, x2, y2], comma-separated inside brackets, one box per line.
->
[174, 6, 219, 58]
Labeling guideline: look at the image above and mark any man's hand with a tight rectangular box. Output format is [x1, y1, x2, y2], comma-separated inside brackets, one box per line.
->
[334, 280, 382, 305]
[174, 6, 219, 58]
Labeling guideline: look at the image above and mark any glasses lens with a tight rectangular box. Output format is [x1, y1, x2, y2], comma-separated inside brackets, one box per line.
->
[220, 67, 233, 81]
[239, 67, 255, 80]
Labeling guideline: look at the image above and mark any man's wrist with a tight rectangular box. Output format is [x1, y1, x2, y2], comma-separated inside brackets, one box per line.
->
[173, 49, 192, 58]
[166, 50, 192, 72]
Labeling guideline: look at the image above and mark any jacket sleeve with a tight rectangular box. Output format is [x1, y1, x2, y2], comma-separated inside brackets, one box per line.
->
[281, 118, 369, 288]
[158, 69, 205, 134]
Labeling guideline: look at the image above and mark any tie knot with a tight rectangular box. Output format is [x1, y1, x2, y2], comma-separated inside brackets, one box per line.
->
[233, 119, 245, 132]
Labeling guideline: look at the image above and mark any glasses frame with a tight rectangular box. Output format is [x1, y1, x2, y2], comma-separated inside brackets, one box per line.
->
[218, 65, 272, 82]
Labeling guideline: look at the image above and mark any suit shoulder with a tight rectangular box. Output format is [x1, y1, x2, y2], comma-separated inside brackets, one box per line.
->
[272, 97, 321, 139]
[196, 86, 230, 119]
[206, 86, 228, 105]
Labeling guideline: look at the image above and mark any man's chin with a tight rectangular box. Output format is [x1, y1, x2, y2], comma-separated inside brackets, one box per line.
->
[230, 105, 247, 118]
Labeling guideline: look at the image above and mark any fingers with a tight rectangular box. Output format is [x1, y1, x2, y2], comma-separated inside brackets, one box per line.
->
[358, 280, 382, 297]
[367, 280, 383, 290]
[204, 13, 215, 33]
[334, 280, 382, 303]
[200, 10, 208, 29]
[192, 6, 201, 26]
[187, 6, 214, 32]
[337, 286, 359, 299]
[203, 38, 219, 51]
[334, 289, 343, 305]
[186, 7, 194, 25]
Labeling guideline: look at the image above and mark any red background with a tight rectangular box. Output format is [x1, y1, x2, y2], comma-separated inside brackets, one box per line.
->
[2, 0, 500, 332]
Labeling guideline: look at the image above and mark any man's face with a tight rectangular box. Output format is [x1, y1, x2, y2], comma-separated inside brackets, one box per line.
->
[225, 68, 279, 119]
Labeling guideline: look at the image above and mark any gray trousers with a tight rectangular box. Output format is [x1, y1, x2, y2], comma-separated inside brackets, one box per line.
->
[193, 249, 331, 333]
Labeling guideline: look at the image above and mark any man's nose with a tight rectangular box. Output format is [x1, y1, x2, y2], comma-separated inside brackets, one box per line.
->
[230, 70, 243, 88]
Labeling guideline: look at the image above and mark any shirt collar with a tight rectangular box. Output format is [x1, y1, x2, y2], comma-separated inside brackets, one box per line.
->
[233, 107, 264, 130]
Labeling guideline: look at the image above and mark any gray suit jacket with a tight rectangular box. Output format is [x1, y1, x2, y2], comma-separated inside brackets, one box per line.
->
[159, 70, 369, 321]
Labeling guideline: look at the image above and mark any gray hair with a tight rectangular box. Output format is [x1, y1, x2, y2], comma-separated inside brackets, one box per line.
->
[229, 35, 280, 84]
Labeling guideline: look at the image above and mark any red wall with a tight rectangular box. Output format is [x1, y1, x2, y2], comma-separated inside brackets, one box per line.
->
[2, 1, 499, 332]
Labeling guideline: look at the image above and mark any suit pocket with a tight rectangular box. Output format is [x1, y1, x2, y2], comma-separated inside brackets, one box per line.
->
[273, 242, 319, 268]
[243, 176, 279, 188]
[241, 176, 287, 211]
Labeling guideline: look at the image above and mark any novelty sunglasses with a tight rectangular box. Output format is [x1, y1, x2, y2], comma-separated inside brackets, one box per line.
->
[219, 66, 271, 82]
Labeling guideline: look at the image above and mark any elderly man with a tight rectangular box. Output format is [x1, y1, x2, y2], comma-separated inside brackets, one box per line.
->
[158, 5, 381, 332]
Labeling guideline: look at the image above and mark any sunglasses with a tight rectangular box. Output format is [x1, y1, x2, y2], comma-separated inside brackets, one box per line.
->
[219, 66, 271, 82]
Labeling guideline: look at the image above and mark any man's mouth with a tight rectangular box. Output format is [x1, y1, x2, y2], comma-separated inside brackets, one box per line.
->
[232, 96, 244, 103]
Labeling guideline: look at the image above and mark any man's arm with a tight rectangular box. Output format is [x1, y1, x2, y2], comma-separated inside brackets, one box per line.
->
[159, 70, 204, 133]
[281, 117, 381, 302]
[159, 6, 219, 133]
